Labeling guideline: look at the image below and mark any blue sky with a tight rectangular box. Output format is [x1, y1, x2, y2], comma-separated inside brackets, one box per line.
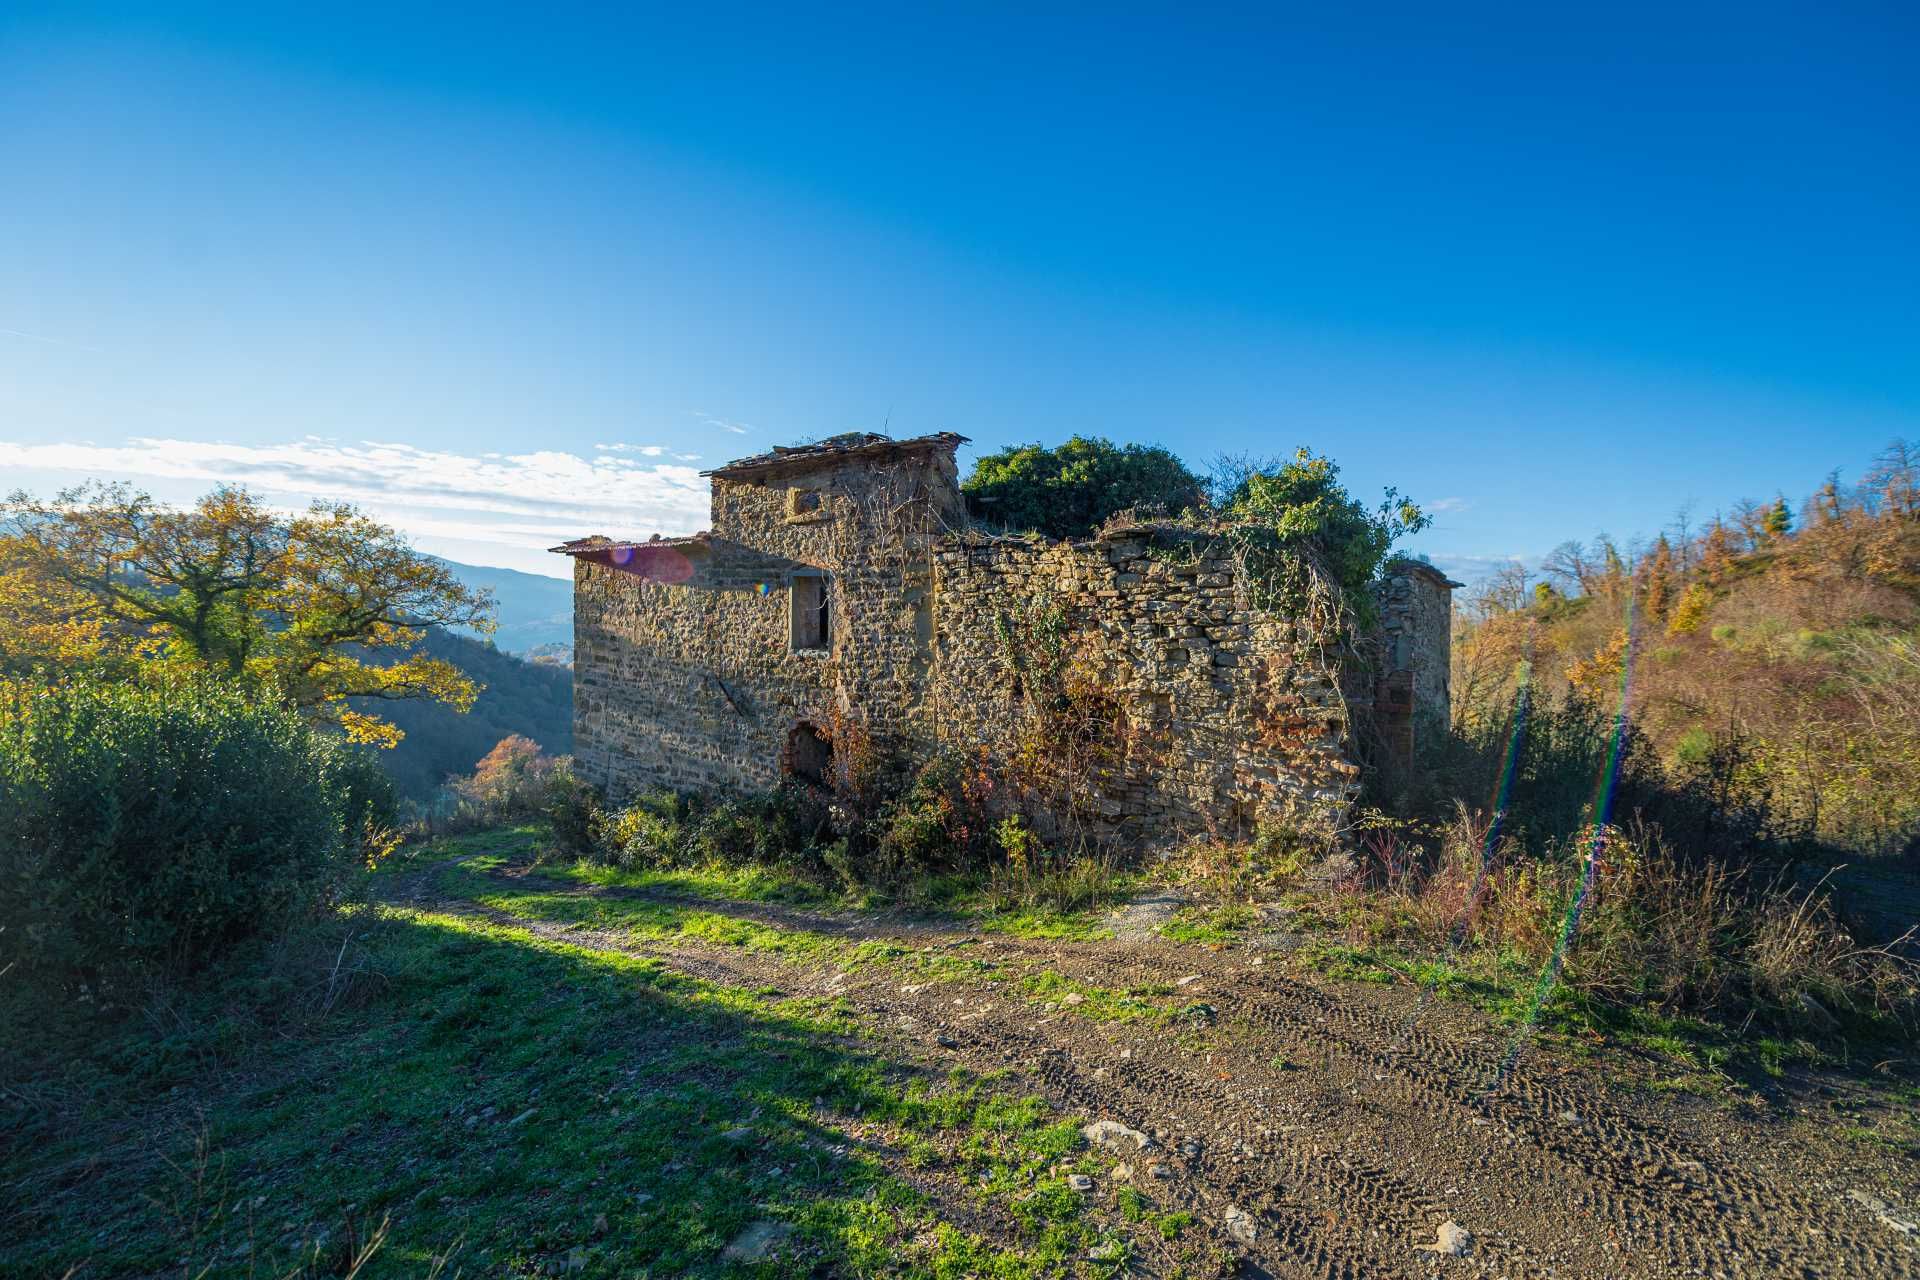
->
[3, 3, 1915, 579]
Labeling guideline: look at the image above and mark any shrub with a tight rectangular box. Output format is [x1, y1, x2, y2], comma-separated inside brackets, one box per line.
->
[325, 742, 403, 864]
[582, 786, 831, 873]
[542, 757, 605, 859]
[871, 753, 995, 879]
[1220, 448, 1429, 629]
[963, 436, 1205, 539]
[685, 787, 829, 867]
[600, 791, 691, 869]
[1331, 807, 1917, 1039]
[0, 675, 381, 989]
[1431, 689, 1774, 859]
[449, 734, 556, 823]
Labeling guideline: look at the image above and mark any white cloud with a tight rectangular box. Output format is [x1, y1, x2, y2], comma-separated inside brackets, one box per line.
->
[594, 443, 667, 456]
[1426, 496, 1471, 513]
[1423, 552, 1529, 585]
[0, 326, 103, 352]
[692, 411, 752, 435]
[0, 435, 712, 576]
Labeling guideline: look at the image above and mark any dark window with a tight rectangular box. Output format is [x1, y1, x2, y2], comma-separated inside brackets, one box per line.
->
[791, 573, 830, 651]
[787, 722, 833, 786]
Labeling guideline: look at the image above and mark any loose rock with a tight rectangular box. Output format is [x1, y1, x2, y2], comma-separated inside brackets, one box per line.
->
[1847, 1190, 1919, 1236]
[721, 1220, 793, 1262]
[1414, 1220, 1472, 1256]
[1082, 1120, 1152, 1152]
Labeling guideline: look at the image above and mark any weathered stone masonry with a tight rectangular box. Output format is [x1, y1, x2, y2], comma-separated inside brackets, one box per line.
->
[558, 432, 1455, 845]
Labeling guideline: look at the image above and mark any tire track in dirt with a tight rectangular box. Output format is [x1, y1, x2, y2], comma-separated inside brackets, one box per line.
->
[416, 864, 1919, 1278]
[413, 878, 1449, 1276]
[992, 935, 1913, 1279]
[648, 938, 1455, 1279]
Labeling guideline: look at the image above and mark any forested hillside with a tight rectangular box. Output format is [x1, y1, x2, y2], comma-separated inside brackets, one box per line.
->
[1455, 440, 1920, 858]
[434, 556, 574, 657]
[360, 630, 572, 802]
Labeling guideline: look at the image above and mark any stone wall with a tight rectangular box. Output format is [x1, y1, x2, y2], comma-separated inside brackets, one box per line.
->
[927, 528, 1360, 844]
[1371, 558, 1460, 764]
[567, 443, 1446, 845]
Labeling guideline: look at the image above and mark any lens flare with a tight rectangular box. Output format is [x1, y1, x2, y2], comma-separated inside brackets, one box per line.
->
[1486, 601, 1637, 1094]
[1387, 629, 1535, 1056]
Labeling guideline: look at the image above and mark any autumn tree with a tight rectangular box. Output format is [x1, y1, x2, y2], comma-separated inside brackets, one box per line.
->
[1541, 540, 1599, 597]
[1666, 583, 1712, 636]
[1598, 536, 1628, 596]
[1641, 535, 1677, 621]
[1865, 439, 1917, 519]
[1761, 496, 1793, 543]
[1697, 518, 1737, 582]
[1731, 499, 1767, 551]
[0, 536, 118, 674]
[450, 734, 556, 820]
[1, 483, 494, 745]
[1471, 561, 1533, 614]
[1806, 470, 1847, 528]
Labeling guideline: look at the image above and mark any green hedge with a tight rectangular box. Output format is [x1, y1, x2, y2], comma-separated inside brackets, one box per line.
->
[0, 675, 395, 988]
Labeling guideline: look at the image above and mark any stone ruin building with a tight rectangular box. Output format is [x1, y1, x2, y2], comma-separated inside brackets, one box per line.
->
[554, 431, 1456, 845]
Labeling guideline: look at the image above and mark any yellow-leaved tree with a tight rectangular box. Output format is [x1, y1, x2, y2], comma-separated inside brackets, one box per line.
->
[1, 483, 495, 746]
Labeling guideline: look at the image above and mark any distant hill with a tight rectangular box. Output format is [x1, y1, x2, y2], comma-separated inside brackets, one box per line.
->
[1455, 441, 1920, 860]
[434, 557, 573, 658]
[361, 629, 572, 801]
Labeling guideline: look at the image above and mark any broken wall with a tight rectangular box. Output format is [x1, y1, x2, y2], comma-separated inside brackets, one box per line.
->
[927, 529, 1360, 844]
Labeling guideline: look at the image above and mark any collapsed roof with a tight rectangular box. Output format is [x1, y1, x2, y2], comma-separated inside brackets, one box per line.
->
[702, 430, 968, 481]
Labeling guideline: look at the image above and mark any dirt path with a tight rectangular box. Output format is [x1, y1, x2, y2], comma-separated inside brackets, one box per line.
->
[395, 861, 1920, 1279]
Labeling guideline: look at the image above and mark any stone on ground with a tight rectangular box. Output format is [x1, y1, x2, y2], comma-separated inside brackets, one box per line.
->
[721, 1220, 793, 1262]
[1414, 1219, 1472, 1256]
[1082, 1119, 1152, 1152]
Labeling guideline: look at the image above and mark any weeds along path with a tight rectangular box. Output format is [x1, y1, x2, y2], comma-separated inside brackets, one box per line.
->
[398, 857, 1920, 1280]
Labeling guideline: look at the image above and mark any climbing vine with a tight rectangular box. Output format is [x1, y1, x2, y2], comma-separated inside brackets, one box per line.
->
[990, 595, 1162, 839]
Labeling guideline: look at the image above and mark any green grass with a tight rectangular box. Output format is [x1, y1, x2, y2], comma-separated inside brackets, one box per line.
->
[1283, 929, 1879, 1100]
[2, 904, 1141, 1277]
[556, 857, 839, 909]
[428, 836, 1176, 1036]
[418, 826, 1130, 944]
[1159, 904, 1258, 944]
[375, 823, 547, 874]
[890, 870, 1133, 942]
[1017, 971, 1175, 1025]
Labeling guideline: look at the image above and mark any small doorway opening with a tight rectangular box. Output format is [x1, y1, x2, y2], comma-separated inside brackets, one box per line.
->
[785, 721, 834, 788]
